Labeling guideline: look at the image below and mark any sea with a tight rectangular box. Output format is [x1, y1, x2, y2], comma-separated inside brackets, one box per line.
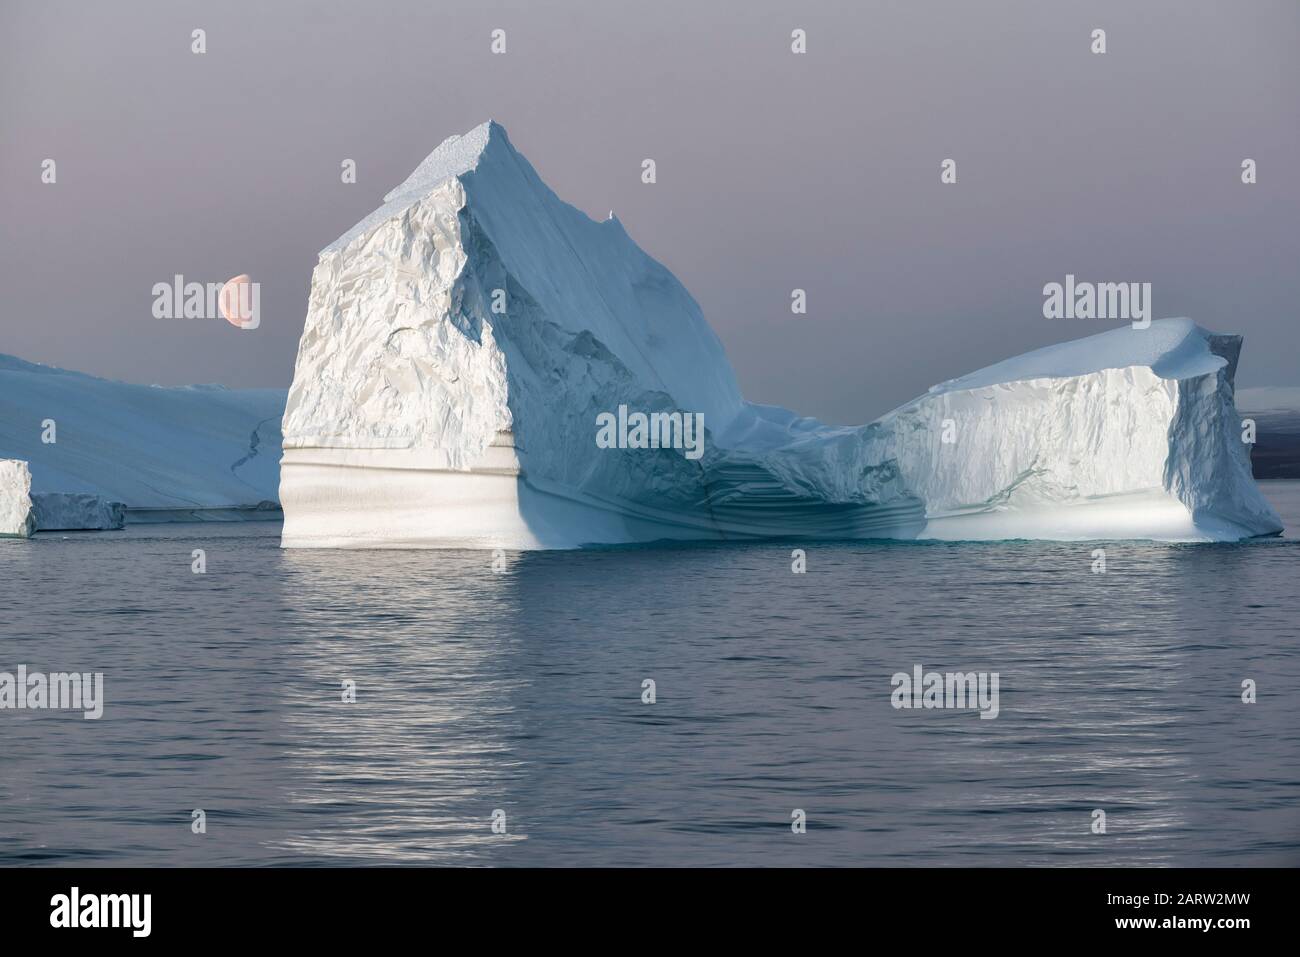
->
[2, 482, 1298, 866]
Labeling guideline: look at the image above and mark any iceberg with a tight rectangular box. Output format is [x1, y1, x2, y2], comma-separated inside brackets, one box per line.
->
[31, 493, 126, 531]
[280, 121, 1282, 549]
[0, 354, 284, 524]
[1, 459, 36, 538]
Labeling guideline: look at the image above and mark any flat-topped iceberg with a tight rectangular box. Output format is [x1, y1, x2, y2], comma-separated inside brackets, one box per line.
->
[280, 121, 1282, 548]
[0, 355, 284, 524]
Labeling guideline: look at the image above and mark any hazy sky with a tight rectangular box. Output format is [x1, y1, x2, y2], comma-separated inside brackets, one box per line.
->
[2, 0, 1297, 423]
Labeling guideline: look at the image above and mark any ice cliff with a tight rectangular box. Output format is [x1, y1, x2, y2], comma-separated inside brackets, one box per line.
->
[31, 493, 127, 531]
[1, 460, 35, 538]
[0, 355, 284, 525]
[280, 121, 1282, 548]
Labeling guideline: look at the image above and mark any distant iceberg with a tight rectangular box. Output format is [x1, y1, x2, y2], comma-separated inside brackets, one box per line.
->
[0, 355, 284, 525]
[280, 121, 1282, 548]
[1237, 387, 1300, 480]
[31, 493, 126, 531]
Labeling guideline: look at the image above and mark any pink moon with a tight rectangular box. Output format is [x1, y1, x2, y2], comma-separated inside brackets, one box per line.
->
[219, 274, 254, 328]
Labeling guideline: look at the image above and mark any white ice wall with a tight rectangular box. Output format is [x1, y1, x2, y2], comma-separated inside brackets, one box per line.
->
[0, 459, 35, 538]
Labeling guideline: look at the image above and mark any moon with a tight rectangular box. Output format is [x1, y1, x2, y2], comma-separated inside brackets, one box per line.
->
[219, 274, 254, 328]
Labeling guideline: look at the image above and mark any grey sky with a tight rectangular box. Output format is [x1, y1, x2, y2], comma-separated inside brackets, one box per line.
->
[2, 0, 1297, 424]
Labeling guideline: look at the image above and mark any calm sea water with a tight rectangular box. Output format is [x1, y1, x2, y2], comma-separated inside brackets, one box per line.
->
[2, 483, 1298, 867]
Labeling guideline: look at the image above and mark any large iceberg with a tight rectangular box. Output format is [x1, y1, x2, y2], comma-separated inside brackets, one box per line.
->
[280, 121, 1282, 549]
[0, 354, 284, 523]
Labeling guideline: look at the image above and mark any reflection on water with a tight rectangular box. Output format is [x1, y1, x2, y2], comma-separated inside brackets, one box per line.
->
[0, 483, 1297, 866]
[274, 549, 529, 862]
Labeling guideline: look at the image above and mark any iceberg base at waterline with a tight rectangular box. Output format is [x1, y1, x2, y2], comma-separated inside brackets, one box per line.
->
[30, 493, 126, 532]
[278, 121, 1282, 550]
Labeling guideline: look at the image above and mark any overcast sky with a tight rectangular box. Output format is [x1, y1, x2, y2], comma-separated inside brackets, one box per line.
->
[2, 0, 1297, 423]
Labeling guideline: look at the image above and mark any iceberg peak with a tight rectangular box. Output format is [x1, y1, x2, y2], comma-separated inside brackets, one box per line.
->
[325, 119, 516, 255]
[380, 119, 510, 204]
